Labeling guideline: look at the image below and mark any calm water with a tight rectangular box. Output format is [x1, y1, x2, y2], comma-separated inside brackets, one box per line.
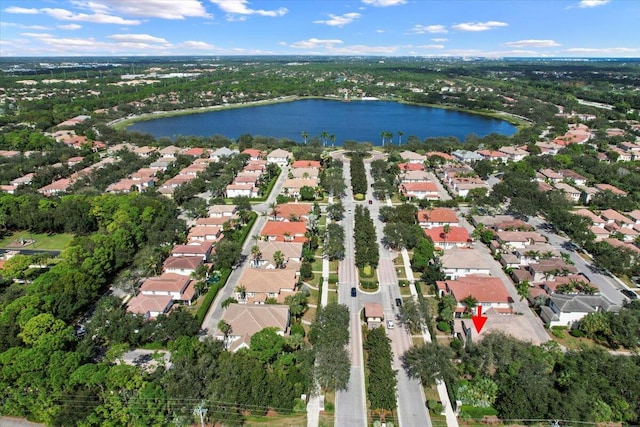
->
[129, 99, 517, 144]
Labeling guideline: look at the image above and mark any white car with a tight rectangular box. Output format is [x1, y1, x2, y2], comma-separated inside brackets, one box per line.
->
[387, 320, 394, 329]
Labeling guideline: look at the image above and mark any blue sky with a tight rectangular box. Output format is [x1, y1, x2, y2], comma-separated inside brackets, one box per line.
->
[1, 0, 639, 57]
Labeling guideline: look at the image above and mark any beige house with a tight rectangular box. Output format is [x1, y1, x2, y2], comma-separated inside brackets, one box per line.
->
[214, 304, 290, 351]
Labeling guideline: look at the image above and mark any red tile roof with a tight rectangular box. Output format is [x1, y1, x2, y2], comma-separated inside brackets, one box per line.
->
[424, 226, 471, 243]
[261, 220, 307, 237]
[417, 208, 459, 224]
[292, 160, 321, 169]
[439, 276, 512, 304]
[398, 162, 425, 171]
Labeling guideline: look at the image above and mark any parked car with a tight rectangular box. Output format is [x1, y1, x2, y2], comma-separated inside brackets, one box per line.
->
[395, 298, 402, 307]
[387, 320, 394, 329]
[368, 200, 373, 205]
[351, 287, 357, 297]
[621, 289, 638, 300]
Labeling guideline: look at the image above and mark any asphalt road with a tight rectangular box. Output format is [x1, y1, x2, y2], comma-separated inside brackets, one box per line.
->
[335, 156, 432, 427]
[527, 216, 627, 305]
[200, 165, 289, 335]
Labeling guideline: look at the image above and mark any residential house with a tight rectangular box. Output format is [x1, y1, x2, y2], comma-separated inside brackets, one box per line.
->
[208, 205, 238, 218]
[38, 178, 71, 196]
[159, 145, 183, 157]
[595, 183, 627, 196]
[163, 256, 203, 276]
[400, 170, 430, 183]
[290, 167, 319, 179]
[527, 259, 578, 282]
[291, 160, 321, 169]
[398, 162, 425, 172]
[140, 273, 195, 303]
[171, 241, 213, 259]
[417, 208, 459, 228]
[364, 303, 384, 329]
[399, 150, 426, 164]
[281, 178, 319, 198]
[133, 146, 157, 158]
[424, 226, 472, 249]
[210, 147, 239, 161]
[127, 294, 173, 319]
[451, 150, 483, 163]
[183, 147, 207, 158]
[271, 203, 313, 222]
[241, 148, 264, 161]
[187, 225, 222, 243]
[440, 248, 490, 279]
[477, 149, 508, 163]
[261, 221, 307, 242]
[399, 182, 439, 200]
[554, 182, 581, 203]
[254, 241, 304, 269]
[495, 231, 546, 249]
[236, 267, 298, 303]
[266, 149, 292, 167]
[559, 169, 588, 187]
[225, 183, 259, 198]
[538, 168, 564, 183]
[498, 146, 528, 162]
[601, 209, 634, 229]
[437, 276, 513, 314]
[540, 294, 620, 328]
[214, 304, 290, 351]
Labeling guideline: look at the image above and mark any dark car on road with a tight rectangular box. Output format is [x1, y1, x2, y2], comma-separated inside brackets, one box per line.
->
[621, 289, 638, 300]
[351, 287, 357, 297]
[395, 298, 402, 307]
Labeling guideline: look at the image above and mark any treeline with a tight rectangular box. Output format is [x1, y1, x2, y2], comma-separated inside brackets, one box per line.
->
[364, 327, 397, 417]
[349, 152, 368, 196]
[404, 333, 640, 424]
[354, 205, 379, 270]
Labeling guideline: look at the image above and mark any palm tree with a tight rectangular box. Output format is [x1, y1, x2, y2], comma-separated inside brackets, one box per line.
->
[221, 297, 237, 308]
[217, 320, 232, 348]
[268, 202, 279, 220]
[381, 131, 387, 146]
[250, 244, 262, 267]
[235, 284, 247, 301]
[397, 131, 404, 145]
[285, 333, 305, 351]
[273, 250, 285, 268]
[461, 295, 478, 314]
[329, 134, 336, 147]
[285, 292, 308, 321]
[321, 131, 329, 147]
[301, 131, 308, 144]
[515, 279, 531, 301]
[442, 224, 451, 247]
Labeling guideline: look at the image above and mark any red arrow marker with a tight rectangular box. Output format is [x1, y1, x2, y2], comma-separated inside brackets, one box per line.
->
[472, 305, 488, 333]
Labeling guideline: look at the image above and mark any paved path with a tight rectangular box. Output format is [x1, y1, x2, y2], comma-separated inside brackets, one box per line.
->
[0, 418, 44, 427]
[200, 165, 288, 335]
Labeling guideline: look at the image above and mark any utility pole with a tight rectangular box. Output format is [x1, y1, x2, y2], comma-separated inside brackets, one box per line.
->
[193, 401, 207, 427]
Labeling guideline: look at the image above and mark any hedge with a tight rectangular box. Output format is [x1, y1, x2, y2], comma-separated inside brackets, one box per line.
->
[195, 268, 230, 324]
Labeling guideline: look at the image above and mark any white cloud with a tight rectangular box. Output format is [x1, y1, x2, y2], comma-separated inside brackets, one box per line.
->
[41, 8, 141, 24]
[361, 0, 406, 6]
[4, 7, 39, 14]
[505, 39, 560, 48]
[452, 21, 508, 32]
[58, 24, 82, 30]
[376, 29, 386, 33]
[1, 22, 50, 30]
[407, 24, 447, 34]
[578, 0, 610, 7]
[314, 12, 360, 27]
[209, 0, 287, 17]
[181, 40, 216, 49]
[443, 48, 540, 57]
[565, 47, 638, 54]
[417, 44, 444, 49]
[108, 34, 169, 44]
[431, 38, 447, 42]
[330, 44, 399, 55]
[92, 0, 212, 19]
[290, 38, 344, 49]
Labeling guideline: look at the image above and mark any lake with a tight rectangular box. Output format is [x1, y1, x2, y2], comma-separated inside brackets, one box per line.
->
[128, 98, 517, 144]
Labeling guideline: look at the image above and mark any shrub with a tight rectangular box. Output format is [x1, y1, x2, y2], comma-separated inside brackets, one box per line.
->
[551, 326, 566, 339]
[360, 265, 374, 278]
[426, 400, 444, 414]
[437, 321, 451, 333]
[300, 262, 313, 280]
[398, 279, 409, 287]
[290, 322, 305, 337]
[450, 337, 463, 353]
[459, 405, 498, 420]
[570, 328, 585, 338]
[354, 193, 365, 201]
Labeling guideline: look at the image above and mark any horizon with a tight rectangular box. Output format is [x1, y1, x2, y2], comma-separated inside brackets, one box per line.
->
[1, 0, 639, 58]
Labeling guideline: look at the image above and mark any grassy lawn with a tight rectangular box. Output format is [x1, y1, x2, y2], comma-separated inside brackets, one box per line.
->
[305, 286, 320, 305]
[548, 328, 606, 350]
[329, 260, 339, 272]
[245, 413, 306, 426]
[302, 306, 317, 324]
[0, 231, 74, 251]
[327, 291, 338, 305]
[399, 285, 413, 296]
[312, 256, 324, 272]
